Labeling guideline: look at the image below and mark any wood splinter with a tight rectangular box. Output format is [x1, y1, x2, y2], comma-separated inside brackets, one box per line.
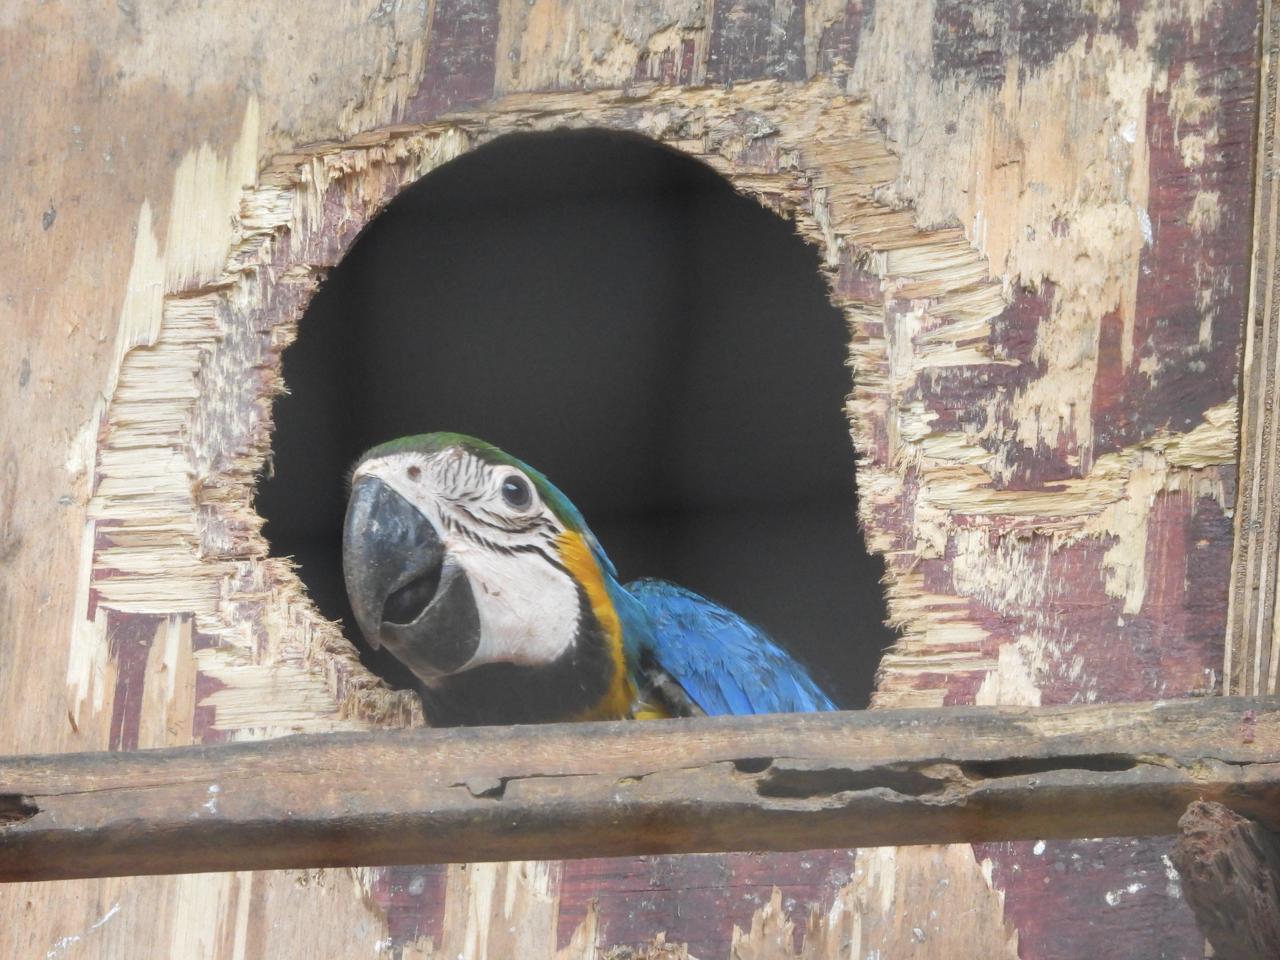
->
[1171, 800, 1280, 960]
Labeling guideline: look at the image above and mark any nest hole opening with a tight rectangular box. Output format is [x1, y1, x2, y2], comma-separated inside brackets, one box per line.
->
[256, 129, 894, 709]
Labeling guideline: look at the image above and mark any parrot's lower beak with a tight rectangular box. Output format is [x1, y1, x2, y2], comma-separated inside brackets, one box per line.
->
[342, 475, 480, 682]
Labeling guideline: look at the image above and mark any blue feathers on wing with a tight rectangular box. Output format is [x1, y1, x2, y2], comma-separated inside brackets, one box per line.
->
[622, 578, 837, 715]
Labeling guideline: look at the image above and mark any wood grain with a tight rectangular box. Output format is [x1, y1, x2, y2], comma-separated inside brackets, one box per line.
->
[1171, 800, 1280, 960]
[0, 0, 1262, 955]
[2, 698, 1277, 884]
[1228, 0, 1280, 698]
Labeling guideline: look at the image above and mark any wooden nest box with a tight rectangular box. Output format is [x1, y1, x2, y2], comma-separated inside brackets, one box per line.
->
[4, 1, 1280, 958]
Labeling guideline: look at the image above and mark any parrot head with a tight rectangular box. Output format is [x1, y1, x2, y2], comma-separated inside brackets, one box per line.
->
[342, 432, 633, 720]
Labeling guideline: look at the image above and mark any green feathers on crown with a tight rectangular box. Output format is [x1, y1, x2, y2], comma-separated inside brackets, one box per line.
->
[361, 432, 612, 573]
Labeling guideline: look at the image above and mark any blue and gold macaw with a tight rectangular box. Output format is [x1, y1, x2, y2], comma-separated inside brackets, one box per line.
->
[342, 433, 836, 725]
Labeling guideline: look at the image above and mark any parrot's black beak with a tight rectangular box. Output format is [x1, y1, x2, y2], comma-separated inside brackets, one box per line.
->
[342, 475, 480, 681]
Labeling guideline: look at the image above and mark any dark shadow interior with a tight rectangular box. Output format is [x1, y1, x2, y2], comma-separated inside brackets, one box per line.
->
[256, 129, 895, 709]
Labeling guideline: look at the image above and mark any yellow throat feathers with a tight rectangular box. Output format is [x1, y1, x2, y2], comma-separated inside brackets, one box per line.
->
[554, 530, 638, 721]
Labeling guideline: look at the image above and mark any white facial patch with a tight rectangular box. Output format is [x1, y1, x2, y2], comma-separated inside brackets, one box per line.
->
[352, 448, 581, 671]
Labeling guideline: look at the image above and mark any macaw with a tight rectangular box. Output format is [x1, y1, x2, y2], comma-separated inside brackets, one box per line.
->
[342, 432, 836, 725]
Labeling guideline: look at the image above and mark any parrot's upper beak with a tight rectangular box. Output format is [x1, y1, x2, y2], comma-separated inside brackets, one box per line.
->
[342, 475, 480, 682]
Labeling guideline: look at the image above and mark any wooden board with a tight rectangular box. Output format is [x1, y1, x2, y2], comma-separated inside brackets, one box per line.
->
[5, 698, 1277, 883]
[1229, 0, 1280, 699]
[1172, 800, 1280, 960]
[0, 0, 1260, 957]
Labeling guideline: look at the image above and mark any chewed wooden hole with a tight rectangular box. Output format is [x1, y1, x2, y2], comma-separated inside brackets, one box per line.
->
[257, 129, 895, 709]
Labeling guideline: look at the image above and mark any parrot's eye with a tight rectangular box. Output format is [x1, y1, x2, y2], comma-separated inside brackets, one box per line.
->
[407, 465, 421, 481]
[500, 474, 533, 510]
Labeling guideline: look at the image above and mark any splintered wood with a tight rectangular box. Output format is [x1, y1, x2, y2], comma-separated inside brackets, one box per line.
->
[1, 0, 1262, 956]
[1171, 801, 1280, 960]
[3, 698, 1278, 884]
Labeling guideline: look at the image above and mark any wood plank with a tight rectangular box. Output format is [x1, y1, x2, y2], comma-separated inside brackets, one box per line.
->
[1228, 0, 1280, 697]
[2, 698, 1277, 884]
[1171, 800, 1280, 960]
[0, 0, 1261, 956]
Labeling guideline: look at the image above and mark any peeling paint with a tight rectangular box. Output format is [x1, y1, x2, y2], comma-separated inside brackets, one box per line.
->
[40, 0, 1252, 951]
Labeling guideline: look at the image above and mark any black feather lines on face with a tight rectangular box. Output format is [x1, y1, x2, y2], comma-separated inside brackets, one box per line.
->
[438, 508, 566, 573]
[455, 500, 554, 537]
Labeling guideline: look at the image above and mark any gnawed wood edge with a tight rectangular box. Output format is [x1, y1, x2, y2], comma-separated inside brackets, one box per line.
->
[70, 75, 1238, 749]
[61, 75, 1026, 959]
[723, 846, 1018, 960]
[64, 69, 1245, 957]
